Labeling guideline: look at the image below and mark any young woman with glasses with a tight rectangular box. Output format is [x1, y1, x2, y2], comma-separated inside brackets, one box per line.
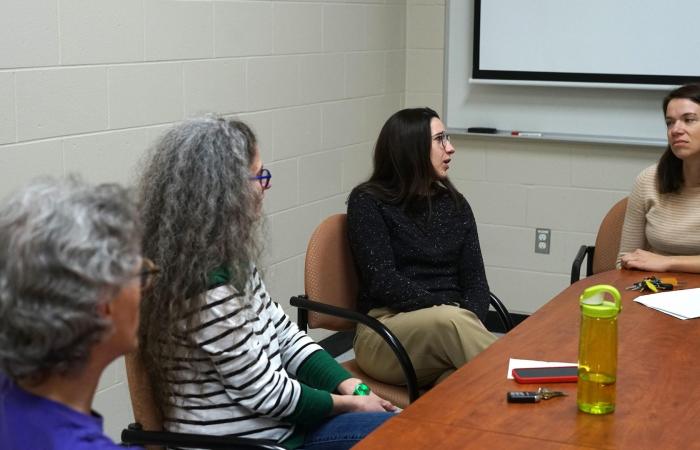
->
[137, 117, 395, 450]
[347, 107, 496, 389]
[0, 178, 147, 449]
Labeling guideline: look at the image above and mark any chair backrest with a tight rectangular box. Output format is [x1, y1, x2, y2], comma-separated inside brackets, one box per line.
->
[124, 352, 164, 434]
[304, 214, 358, 331]
[591, 197, 628, 274]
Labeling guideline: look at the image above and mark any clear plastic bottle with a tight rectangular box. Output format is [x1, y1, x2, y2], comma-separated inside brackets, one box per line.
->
[577, 284, 621, 415]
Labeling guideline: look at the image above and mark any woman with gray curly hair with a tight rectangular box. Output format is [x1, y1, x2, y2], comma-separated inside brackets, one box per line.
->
[0, 178, 152, 449]
[137, 117, 395, 450]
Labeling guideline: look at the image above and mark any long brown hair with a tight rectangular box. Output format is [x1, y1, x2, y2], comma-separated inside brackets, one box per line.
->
[355, 107, 460, 210]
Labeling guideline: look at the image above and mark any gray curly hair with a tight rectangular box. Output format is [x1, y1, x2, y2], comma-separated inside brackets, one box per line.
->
[0, 177, 142, 382]
[137, 117, 261, 408]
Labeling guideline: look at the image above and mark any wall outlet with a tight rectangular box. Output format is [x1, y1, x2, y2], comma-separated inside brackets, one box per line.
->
[535, 228, 551, 254]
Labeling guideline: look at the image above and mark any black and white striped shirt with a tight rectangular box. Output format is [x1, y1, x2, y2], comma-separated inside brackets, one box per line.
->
[163, 268, 322, 442]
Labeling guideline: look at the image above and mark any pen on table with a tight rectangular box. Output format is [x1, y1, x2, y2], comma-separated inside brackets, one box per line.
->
[511, 131, 543, 137]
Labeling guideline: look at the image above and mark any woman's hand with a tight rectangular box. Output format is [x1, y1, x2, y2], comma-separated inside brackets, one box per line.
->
[332, 378, 397, 413]
[335, 378, 397, 412]
[366, 391, 398, 412]
[331, 393, 396, 414]
[620, 249, 671, 272]
[620, 249, 700, 273]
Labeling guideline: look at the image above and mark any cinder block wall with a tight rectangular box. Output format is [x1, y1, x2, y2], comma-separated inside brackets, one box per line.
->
[0, 0, 406, 440]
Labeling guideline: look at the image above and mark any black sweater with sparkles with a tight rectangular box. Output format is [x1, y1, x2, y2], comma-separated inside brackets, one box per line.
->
[347, 187, 491, 322]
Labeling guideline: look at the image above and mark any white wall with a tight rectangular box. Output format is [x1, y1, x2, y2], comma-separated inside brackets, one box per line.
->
[0, 0, 406, 440]
[404, 0, 662, 314]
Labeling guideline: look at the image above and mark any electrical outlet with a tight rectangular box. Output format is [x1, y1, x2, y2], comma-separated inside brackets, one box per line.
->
[535, 228, 551, 254]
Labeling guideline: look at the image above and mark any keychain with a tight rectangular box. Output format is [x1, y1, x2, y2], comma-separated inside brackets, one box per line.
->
[507, 387, 567, 403]
[625, 276, 676, 293]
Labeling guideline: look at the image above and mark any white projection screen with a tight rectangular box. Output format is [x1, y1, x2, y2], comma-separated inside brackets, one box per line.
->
[443, 0, 700, 144]
[473, 0, 700, 85]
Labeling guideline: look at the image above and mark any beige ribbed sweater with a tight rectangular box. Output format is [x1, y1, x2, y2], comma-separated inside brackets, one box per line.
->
[618, 164, 700, 261]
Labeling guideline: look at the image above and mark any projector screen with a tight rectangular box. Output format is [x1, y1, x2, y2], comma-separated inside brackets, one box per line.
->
[473, 0, 700, 86]
[444, 0, 671, 145]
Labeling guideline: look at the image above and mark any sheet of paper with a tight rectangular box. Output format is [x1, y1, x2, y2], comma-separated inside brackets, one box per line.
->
[633, 288, 700, 320]
[506, 358, 577, 379]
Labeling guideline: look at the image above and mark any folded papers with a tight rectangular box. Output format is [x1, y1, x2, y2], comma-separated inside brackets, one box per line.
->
[633, 288, 700, 320]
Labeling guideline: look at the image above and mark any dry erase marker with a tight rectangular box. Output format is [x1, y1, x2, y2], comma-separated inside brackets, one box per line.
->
[511, 131, 542, 137]
[467, 127, 498, 134]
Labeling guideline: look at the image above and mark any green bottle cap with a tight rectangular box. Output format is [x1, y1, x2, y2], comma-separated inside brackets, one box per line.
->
[580, 284, 621, 318]
[353, 382, 371, 396]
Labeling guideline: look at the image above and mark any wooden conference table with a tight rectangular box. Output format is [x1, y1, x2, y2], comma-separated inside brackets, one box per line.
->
[355, 270, 700, 450]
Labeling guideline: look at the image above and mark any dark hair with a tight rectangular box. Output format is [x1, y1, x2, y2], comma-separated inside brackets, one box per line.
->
[230, 120, 257, 153]
[657, 83, 700, 194]
[356, 107, 460, 209]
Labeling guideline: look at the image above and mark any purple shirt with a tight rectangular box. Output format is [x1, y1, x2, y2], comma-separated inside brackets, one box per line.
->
[0, 379, 140, 450]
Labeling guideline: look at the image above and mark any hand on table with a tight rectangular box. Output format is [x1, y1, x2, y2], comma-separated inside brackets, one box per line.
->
[620, 249, 671, 272]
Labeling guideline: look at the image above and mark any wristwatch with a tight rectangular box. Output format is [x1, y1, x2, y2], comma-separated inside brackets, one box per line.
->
[353, 382, 371, 396]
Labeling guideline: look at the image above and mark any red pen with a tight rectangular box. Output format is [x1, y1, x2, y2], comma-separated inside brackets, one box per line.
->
[511, 131, 543, 137]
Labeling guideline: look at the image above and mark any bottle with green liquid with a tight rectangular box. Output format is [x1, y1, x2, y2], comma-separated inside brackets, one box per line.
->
[577, 284, 621, 415]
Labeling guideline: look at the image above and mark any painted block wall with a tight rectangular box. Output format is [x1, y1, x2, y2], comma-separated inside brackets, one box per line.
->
[0, 0, 406, 440]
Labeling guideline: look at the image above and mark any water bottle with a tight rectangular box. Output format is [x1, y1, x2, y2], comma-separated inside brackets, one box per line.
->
[577, 284, 621, 415]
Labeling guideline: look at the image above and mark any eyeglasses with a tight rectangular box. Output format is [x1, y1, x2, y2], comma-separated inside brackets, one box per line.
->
[137, 257, 160, 291]
[432, 132, 451, 148]
[250, 168, 272, 190]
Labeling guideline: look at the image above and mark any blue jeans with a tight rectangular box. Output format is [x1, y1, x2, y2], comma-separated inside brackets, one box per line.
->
[299, 412, 395, 450]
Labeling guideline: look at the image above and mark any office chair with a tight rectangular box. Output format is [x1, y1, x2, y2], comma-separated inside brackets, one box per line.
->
[120, 352, 285, 450]
[290, 214, 514, 408]
[570, 197, 628, 284]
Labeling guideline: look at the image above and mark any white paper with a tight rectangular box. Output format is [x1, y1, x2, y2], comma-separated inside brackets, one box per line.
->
[633, 288, 700, 320]
[506, 358, 577, 380]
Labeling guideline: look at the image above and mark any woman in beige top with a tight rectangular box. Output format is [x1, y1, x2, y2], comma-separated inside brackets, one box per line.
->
[619, 84, 700, 272]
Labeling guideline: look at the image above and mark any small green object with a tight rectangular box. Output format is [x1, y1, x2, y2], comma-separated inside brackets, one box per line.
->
[353, 383, 371, 396]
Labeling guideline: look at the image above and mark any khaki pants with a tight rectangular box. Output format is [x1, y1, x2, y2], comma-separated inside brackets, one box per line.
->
[354, 304, 497, 388]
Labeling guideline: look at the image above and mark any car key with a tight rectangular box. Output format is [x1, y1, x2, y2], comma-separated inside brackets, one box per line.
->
[507, 387, 567, 403]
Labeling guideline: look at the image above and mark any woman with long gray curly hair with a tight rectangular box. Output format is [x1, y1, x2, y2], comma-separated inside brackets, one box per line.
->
[137, 117, 395, 450]
[0, 177, 151, 449]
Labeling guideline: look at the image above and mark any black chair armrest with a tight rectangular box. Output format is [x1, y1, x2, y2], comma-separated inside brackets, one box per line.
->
[488, 291, 514, 332]
[289, 295, 419, 403]
[121, 423, 285, 450]
[571, 245, 595, 284]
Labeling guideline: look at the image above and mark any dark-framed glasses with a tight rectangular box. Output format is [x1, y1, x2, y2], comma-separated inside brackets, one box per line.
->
[250, 168, 272, 190]
[433, 132, 451, 148]
[138, 257, 160, 291]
